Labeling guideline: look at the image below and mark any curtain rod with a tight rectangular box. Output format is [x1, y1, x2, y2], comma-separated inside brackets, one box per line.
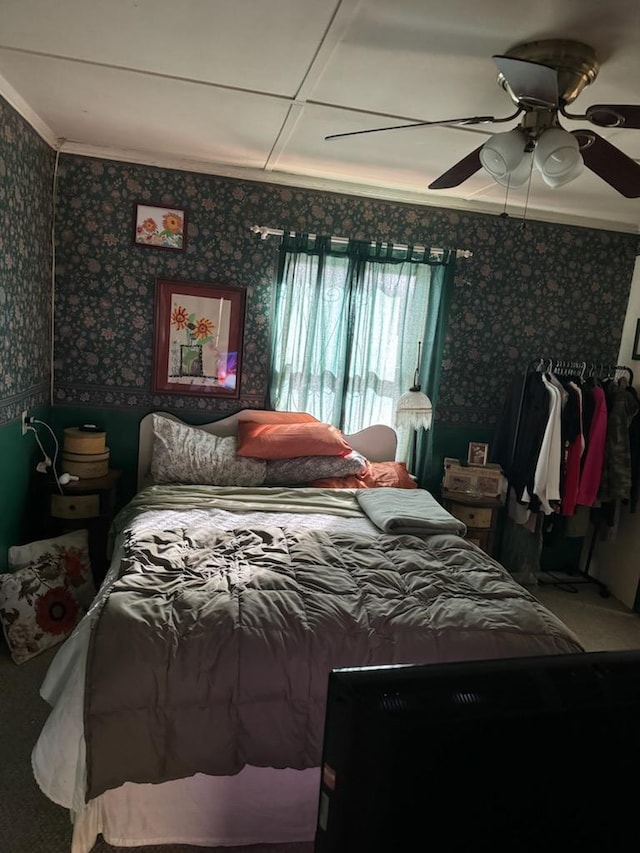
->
[250, 225, 473, 259]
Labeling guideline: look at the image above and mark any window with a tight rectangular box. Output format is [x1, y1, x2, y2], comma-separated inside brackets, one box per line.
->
[270, 235, 454, 441]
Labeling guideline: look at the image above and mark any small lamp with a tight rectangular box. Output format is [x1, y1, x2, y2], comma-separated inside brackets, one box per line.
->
[395, 341, 433, 475]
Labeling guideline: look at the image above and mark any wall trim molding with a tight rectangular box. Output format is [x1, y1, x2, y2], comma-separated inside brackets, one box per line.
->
[0, 383, 50, 425]
[58, 141, 640, 237]
[0, 72, 57, 148]
[53, 385, 265, 413]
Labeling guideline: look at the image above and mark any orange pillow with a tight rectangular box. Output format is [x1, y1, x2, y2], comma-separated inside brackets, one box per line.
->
[311, 461, 417, 489]
[237, 410, 318, 424]
[236, 421, 352, 459]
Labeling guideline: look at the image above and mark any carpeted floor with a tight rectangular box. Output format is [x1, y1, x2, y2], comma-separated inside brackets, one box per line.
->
[532, 579, 640, 651]
[1, 582, 639, 853]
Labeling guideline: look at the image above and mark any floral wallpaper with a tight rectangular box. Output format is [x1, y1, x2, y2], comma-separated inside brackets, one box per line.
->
[0, 97, 53, 424]
[52, 154, 639, 428]
[0, 85, 637, 431]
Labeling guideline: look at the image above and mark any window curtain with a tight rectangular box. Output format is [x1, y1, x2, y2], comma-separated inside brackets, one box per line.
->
[269, 233, 455, 483]
[413, 259, 456, 488]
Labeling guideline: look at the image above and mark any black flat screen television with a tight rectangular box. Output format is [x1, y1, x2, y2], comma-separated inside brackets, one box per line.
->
[315, 650, 640, 852]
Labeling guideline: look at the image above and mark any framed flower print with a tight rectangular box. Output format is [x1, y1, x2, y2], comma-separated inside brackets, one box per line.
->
[153, 279, 245, 398]
[633, 318, 640, 361]
[133, 202, 187, 252]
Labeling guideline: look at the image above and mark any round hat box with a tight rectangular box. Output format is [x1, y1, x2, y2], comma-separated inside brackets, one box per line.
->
[63, 427, 107, 455]
[61, 449, 110, 479]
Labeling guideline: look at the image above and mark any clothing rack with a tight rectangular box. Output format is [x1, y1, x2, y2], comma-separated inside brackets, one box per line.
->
[510, 358, 634, 597]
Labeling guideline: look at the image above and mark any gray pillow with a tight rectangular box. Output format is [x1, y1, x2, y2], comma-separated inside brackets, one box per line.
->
[150, 415, 266, 486]
[264, 450, 368, 485]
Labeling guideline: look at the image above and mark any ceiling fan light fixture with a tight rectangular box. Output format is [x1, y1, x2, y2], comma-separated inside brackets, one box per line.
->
[539, 155, 585, 187]
[534, 127, 582, 178]
[493, 150, 533, 187]
[479, 128, 527, 179]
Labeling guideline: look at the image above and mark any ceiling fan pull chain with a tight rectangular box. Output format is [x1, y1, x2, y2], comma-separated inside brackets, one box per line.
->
[521, 154, 536, 230]
[500, 174, 511, 218]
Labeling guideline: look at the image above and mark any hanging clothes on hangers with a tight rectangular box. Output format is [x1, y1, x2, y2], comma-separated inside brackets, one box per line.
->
[530, 373, 562, 515]
[576, 382, 608, 507]
[491, 370, 550, 505]
[492, 358, 635, 593]
[598, 380, 639, 504]
[560, 378, 586, 517]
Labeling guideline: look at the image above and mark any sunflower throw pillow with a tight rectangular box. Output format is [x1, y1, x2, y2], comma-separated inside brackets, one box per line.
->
[0, 529, 94, 664]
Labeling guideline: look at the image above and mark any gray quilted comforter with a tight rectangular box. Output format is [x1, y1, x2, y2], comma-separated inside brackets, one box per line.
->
[84, 486, 582, 801]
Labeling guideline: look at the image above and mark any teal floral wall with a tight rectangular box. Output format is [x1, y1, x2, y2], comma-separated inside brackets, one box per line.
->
[0, 97, 53, 424]
[0, 95, 53, 568]
[53, 153, 639, 428]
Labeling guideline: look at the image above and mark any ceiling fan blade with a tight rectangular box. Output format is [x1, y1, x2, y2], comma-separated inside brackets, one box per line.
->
[586, 104, 640, 129]
[493, 55, 558, 108]
[572, 130, 640, 198]
[428, 145, 484, 190]
[324, 115, 496, 142]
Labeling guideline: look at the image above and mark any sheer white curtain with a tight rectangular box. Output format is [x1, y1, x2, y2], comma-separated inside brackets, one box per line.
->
[270, 237, 434, 435]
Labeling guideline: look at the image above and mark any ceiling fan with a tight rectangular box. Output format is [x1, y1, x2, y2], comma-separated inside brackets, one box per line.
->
[325, 40, 640, 198]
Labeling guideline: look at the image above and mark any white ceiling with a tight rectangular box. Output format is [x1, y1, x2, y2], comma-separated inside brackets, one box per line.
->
[1, 0, 640, 233]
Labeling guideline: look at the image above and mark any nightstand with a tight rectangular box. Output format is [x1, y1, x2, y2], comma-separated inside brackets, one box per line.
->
[42, 470, 121, 587]
[441, 490, 504, 558]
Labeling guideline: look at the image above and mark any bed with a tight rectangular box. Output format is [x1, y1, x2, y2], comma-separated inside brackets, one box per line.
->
[32, 410, 583, 853]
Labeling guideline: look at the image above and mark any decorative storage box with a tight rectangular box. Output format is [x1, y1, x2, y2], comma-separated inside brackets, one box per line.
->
[442, 458, 504, 498]
[61, 449, 110, 479]
[62, 427, 110, 478]
[63, 427, 107, 454]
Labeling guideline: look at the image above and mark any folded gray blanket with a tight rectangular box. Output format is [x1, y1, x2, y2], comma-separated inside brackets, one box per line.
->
[356, 487, 467, 536]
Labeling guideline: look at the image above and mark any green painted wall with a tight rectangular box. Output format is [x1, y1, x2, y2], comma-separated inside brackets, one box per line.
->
[47, 405, 232, 509]
[0, 412, 48, 570]
[429, 424, 494, 495]
[47, 406, 495, 508]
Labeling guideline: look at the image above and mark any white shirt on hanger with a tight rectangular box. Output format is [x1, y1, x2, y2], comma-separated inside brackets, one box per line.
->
[532, 374, 562, 514]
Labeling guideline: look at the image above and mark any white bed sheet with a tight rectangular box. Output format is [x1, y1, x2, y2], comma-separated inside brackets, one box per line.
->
[33, 506, 379, 851]
[71, 767, 321, 853]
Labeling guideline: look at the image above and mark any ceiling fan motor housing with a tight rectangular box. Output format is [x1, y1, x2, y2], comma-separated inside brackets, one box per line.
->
[425, 38, 640, 196]
[499, 39, 599, 106]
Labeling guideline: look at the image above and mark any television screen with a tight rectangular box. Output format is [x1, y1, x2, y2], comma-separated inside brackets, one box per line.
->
[315, 650, 640, 852]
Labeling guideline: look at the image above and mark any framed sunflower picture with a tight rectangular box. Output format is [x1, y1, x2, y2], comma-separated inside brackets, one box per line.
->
[153, 278, 246, 398]
[133, 201, 187, 252]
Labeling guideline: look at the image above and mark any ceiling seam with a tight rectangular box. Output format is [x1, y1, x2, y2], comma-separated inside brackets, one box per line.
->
[264, 0, 364, 172]
[0, 39, 467, 132]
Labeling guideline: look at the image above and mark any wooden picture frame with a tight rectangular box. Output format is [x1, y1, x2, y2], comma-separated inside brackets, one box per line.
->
[632, 318, 640, 361]
[467, 441, 489, 466]
[133, 202, 187, 252]
[153, 278, 245, 398]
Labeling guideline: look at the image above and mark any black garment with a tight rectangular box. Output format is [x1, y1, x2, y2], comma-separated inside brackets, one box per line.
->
[598, 383, 639, 503]
[491, 372, 550, 504]
[557, 376, 581, 449]
[626, 386, 640, 512]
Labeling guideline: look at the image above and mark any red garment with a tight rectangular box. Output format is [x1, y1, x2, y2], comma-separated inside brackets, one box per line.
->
[576, 385, 608, 507]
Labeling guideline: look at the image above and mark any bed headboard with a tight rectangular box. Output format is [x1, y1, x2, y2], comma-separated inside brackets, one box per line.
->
[137, 410, 398, 492]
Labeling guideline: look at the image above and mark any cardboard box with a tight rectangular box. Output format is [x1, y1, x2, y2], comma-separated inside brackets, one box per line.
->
[443, 458, 504, 498]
